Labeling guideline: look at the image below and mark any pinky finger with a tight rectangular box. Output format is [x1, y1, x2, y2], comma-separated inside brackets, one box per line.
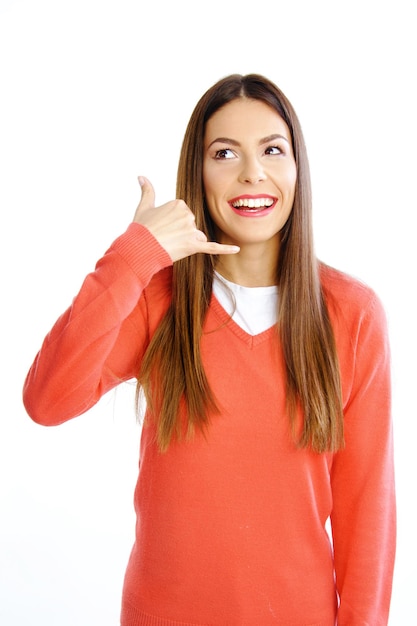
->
[198, 241, 240, 255]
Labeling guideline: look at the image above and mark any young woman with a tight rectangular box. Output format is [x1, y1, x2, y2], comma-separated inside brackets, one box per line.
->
[23, 74, 396, 626]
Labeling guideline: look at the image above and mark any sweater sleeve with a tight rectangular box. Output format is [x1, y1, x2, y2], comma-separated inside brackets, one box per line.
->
[330, 292, 396, 625]
[22, 222, 173, 426]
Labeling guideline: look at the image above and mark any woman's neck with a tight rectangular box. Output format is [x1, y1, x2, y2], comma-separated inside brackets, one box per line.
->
[215, 242, 279, 287]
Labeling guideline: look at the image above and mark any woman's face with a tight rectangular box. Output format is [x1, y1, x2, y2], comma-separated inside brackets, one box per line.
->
[203, 98, 297, 250]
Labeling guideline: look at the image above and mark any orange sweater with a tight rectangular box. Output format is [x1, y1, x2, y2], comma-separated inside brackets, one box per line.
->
[23, 223, 396, 626]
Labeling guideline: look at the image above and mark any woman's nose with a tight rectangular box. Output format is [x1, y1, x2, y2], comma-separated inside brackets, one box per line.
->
[238, 157, 267, 184]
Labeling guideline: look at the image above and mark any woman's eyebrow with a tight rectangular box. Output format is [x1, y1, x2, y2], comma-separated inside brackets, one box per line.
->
[207, 137, 240, 149]
[207, 133, 290, 149]
[261, 133, 290, 145]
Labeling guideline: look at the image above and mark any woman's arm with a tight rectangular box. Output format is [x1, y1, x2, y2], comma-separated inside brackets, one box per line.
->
[331, 292, 396, 625]
[23, 177, 240, 426]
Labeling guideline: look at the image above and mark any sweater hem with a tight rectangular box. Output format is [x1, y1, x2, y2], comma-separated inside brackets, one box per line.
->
[120, 599, 334, 626]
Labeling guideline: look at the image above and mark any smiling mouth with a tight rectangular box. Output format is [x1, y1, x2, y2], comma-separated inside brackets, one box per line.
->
[229, 196, 277, 215]
[231, 197, 275, 209]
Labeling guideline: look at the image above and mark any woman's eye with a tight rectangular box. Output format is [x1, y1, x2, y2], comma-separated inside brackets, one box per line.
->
[215, 148, 235, 159]
[265, 146, 282, 155]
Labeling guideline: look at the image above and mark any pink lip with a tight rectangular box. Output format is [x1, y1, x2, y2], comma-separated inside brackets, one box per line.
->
[228, 194, 277, 218]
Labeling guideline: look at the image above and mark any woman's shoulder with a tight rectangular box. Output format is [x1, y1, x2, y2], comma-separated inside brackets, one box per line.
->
[319, 262, 383, 319]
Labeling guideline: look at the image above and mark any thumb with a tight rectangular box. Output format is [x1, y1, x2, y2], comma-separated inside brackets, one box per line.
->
[137, 176, 156, 210]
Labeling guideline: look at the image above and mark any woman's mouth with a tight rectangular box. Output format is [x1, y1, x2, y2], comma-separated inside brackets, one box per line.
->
[229, 195, 277, 217]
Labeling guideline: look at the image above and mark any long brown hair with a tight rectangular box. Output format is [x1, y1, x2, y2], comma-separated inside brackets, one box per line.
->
[138, 74, 344, 453]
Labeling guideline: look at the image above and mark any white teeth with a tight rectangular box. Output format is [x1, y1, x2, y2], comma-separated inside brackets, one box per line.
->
[232, 197, 274, 209]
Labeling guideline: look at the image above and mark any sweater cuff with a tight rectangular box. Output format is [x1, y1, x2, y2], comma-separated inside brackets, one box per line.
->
[111, 222, 173, 279]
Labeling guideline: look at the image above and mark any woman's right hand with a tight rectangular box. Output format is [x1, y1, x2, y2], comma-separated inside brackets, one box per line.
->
[133, 177, 240, 263]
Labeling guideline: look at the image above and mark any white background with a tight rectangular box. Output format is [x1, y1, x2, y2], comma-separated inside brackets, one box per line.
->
[1, 0, 415, 624]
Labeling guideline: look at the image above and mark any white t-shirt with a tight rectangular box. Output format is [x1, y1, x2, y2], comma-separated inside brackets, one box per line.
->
[213, 271, 278, 336]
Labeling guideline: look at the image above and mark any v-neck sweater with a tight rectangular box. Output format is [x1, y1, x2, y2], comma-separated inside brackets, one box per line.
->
[23, 223, 396, 626]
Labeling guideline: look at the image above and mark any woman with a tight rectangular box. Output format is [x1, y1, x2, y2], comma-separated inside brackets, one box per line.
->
[23, 74, 396, 625]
